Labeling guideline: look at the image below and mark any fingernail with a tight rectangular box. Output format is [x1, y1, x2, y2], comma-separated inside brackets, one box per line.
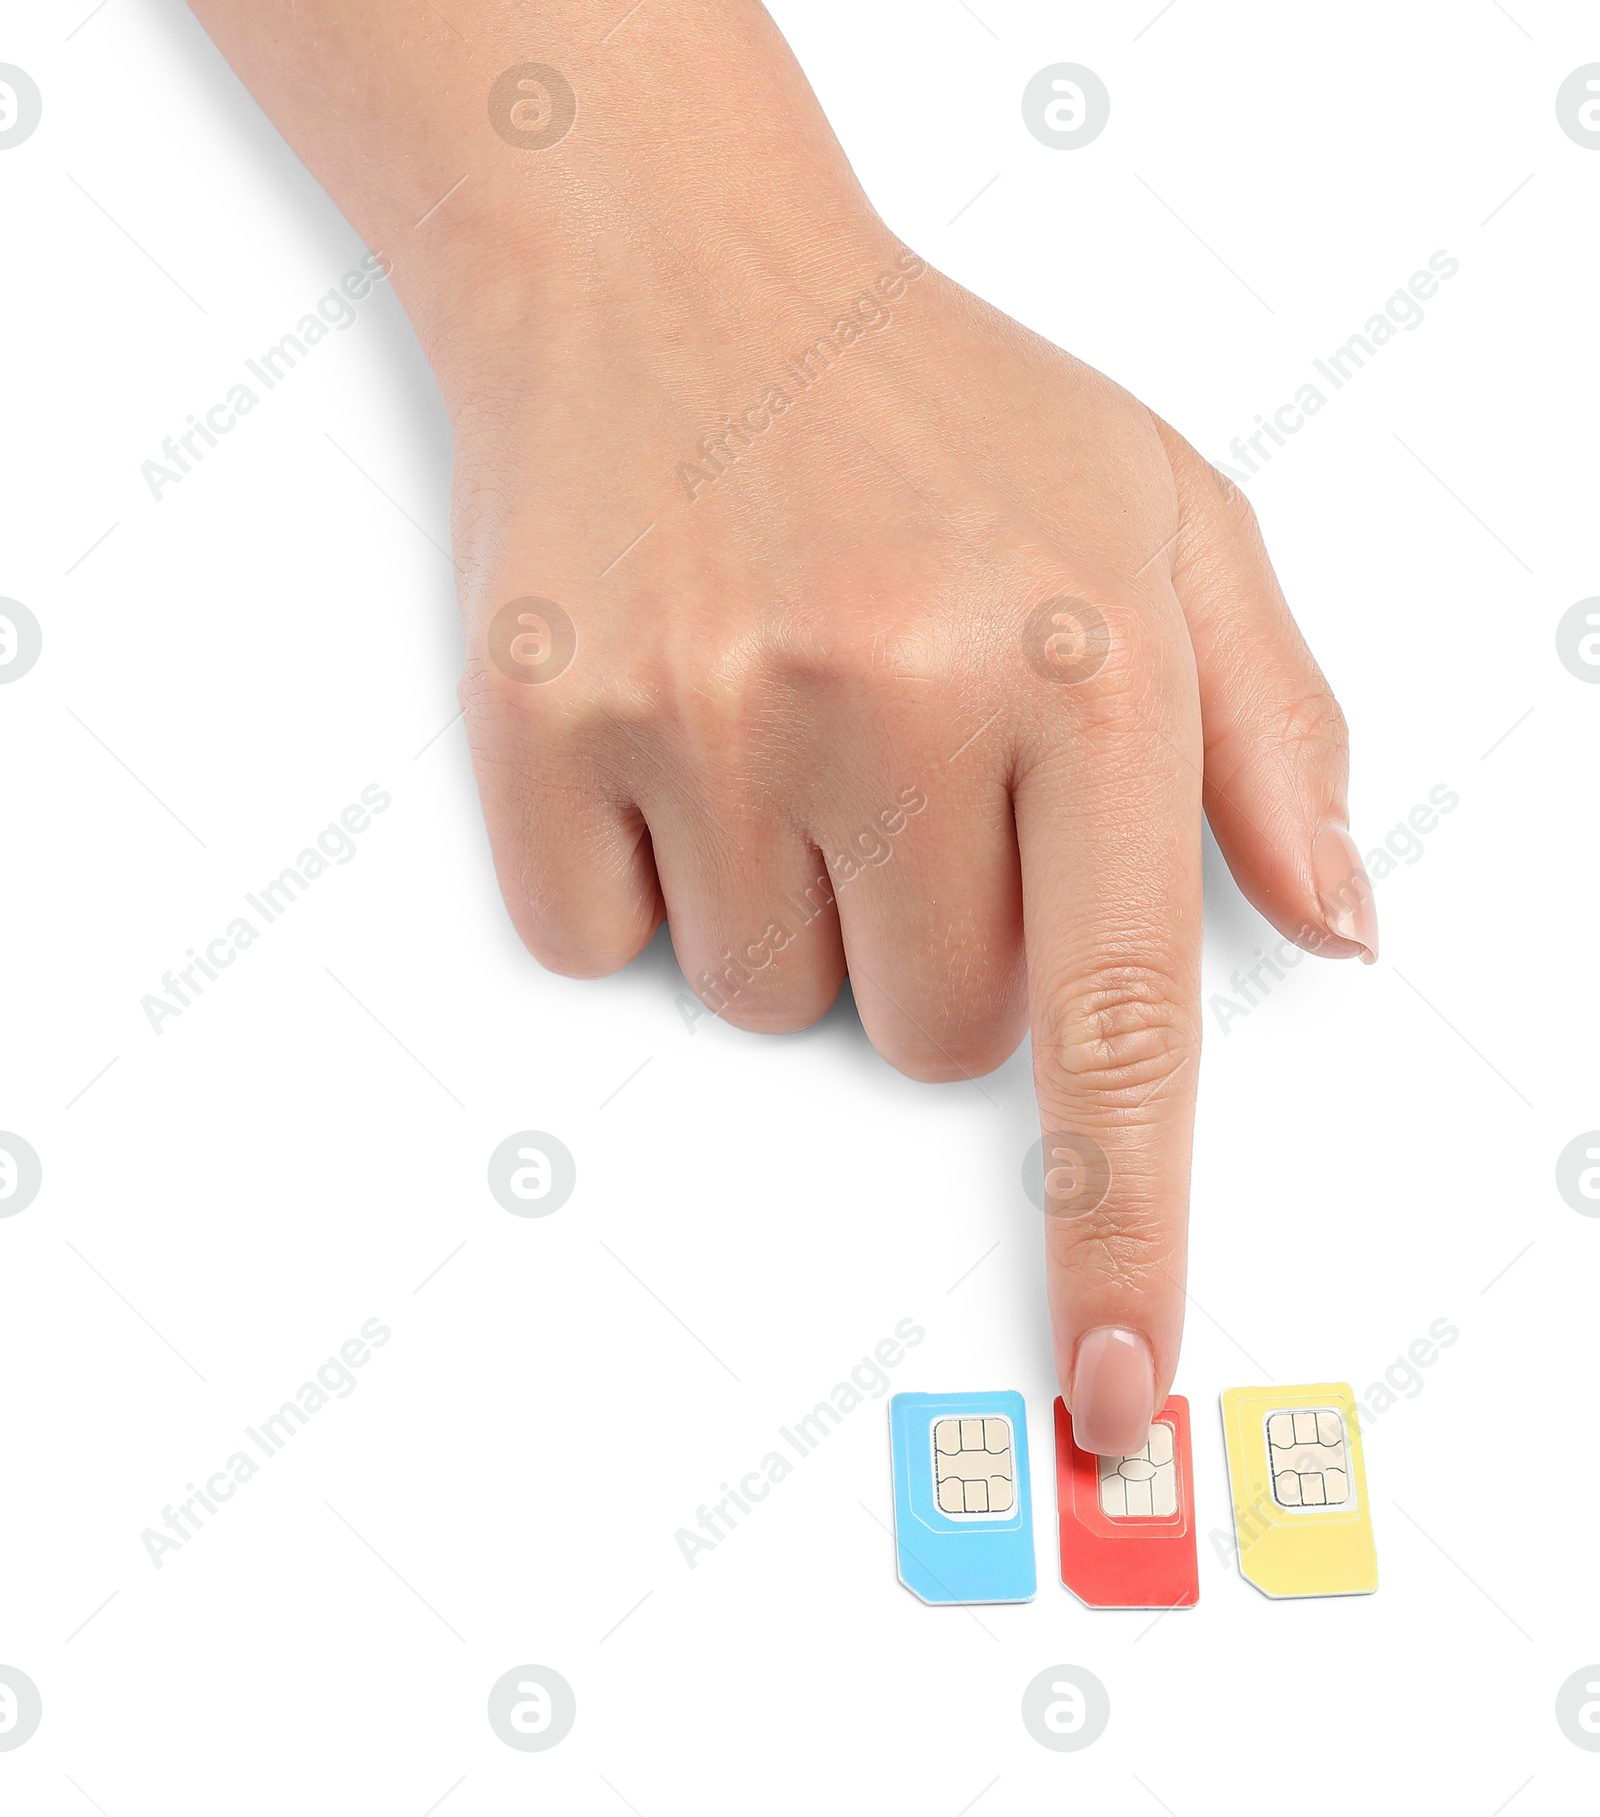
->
[1069, 1326, 1156, 1457]
[1312, 823, 1379, 964]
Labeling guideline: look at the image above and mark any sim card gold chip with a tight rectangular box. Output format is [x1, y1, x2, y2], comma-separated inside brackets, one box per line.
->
[1097, 1422, 1178, 1519]
[1266, 1408, 1351, 1509]
[932, 1415, 1015, 1517]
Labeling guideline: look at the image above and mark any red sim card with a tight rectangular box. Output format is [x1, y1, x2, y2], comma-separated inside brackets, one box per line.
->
[1054, 1395, 1199, 1610]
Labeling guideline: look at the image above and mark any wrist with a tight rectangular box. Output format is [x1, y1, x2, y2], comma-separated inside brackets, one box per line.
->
[373, 14, 893, 405]
[420, 164, 900, 420]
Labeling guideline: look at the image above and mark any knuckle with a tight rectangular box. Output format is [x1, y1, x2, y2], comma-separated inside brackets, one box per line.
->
[1017, 584, 1179, 731]
[1037, 964, 1198, 1106]
[864, 956, 1029, 1084]
[1215, 469, 1262, 539]
[492, 831, 660, 981]
[502, 878, 658, 980]
[882, 1017, 1025, 1085]
[775, 605, 958, 697]
[1273, 686, 1349, 766]
[512, 917, 653, 981]
[692, 948, 843, 1036]
[1049, 1204, 1174, 1294]
[1210, 684, 1349, 800]
[459, 659, 618, 762]
[1195, 454, 1264, 547]
[714, 989, 838, 1037]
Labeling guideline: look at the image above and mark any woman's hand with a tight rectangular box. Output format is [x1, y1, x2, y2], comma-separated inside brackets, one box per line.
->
[189, 0, 1377, 1454]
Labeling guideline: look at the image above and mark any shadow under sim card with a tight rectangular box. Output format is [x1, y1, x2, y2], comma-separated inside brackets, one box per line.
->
[888, 1391, 1035, 1605]
[1220, 1383, 1378, 1599]
[1054, 1395, 1199, 1609]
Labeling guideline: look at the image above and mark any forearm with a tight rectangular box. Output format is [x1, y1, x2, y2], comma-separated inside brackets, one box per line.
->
[187, 0, 889, 399]
[183, 0, 1371, 1454]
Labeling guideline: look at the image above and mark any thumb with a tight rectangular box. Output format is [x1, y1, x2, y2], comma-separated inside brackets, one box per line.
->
[1152, 415, 1378, 964]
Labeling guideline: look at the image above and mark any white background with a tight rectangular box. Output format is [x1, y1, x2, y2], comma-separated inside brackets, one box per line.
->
[2, 0, 1597, 1810]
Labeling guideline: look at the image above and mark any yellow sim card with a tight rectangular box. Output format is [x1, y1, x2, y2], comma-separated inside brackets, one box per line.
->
[1220, 1383, 1377, 1599]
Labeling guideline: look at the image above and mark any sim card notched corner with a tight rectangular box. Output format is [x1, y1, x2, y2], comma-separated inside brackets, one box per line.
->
[1053, 1394, 1199, 1611]
[888, 1390, 1035, 1606]
[1219, 1381, 1378, 1601]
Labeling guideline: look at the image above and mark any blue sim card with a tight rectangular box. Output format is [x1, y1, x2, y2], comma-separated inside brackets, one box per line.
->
[889, 1391, 1036, 1604]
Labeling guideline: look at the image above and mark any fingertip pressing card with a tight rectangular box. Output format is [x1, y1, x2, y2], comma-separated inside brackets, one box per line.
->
[889, 1391, 1035, 1605]
[1220, 1382, 1378, 1599]
[1054, 1395, 1199, 1609]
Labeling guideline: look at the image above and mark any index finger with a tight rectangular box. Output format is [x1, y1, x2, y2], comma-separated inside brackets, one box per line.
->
[1013, 590, 1204, 1457]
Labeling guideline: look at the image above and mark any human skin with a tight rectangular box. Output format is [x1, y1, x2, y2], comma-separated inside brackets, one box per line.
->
[188, 0, 1377, 1455]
